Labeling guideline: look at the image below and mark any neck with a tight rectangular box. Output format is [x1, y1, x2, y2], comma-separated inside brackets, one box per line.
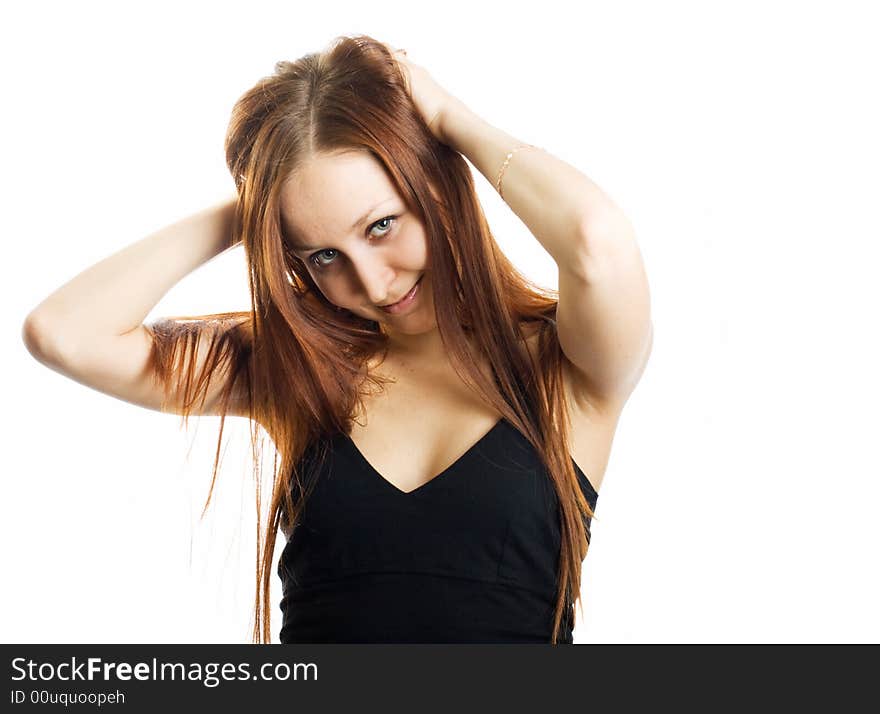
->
[384, 324, 446, 363]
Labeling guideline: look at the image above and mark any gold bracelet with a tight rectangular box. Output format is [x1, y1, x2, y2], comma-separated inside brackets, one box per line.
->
[495, 143, 540, 202]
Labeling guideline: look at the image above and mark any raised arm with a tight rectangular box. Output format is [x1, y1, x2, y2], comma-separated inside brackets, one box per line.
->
[21, 198, 253, 417]
[390, 48, 653, 413]
[440, 103, 653, 412]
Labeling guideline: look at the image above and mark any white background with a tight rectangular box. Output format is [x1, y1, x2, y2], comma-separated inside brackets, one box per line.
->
[3, 0, 878, 644]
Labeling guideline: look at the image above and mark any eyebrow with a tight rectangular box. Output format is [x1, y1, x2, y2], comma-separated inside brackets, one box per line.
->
[290, 199, 395, 252]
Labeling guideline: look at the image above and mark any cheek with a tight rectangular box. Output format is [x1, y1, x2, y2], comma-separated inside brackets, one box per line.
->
[399, 225, 429, 267]
[309, 267, 356, 305]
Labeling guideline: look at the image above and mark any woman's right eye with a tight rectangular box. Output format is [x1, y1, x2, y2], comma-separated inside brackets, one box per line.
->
[310, 249, 338, 269]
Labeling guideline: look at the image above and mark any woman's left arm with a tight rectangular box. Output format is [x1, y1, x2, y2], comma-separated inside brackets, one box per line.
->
[440, 100, 654, 412]
[391, 46, 653, 411]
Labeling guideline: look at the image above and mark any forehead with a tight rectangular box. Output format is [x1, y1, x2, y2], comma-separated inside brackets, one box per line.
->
[279, 150, 399, 243]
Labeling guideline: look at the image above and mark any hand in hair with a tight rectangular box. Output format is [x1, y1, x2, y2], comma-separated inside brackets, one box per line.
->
[385, 44, 462, 146]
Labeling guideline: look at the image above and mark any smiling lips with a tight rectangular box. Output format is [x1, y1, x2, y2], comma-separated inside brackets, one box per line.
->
[378, 274, 423, 314]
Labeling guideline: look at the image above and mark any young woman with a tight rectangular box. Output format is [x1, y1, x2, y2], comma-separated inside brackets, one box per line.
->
[22, 35, 653, 644]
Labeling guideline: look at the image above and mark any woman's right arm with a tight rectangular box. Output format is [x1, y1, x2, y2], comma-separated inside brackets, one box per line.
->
[21, 197, 250, 417]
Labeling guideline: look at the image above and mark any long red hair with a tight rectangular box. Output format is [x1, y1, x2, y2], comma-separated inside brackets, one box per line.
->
[146, 34, 596, 644]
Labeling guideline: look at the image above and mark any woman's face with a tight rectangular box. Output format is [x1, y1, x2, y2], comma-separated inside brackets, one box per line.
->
[279, 149, 436, 336]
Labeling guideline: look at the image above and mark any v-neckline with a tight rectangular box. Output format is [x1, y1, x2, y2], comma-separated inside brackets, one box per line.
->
[344, 418, 506, 496]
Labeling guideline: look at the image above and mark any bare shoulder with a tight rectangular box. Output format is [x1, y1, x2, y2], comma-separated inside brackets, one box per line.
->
[520, 319, 623, 412]
[520, 320, 622, 494]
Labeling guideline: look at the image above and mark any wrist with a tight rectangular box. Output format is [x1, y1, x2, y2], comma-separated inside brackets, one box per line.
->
[437, 98, 475, 149]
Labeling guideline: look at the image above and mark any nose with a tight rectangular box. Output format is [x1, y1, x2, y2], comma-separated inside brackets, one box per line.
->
[350, 252, 395, 306]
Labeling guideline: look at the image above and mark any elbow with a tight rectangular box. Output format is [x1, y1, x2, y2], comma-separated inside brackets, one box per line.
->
[573, 211, 641, 281]
[21, 312, 45, 359]
[578, 209, 638, 258]
[22, 311, 69, 366]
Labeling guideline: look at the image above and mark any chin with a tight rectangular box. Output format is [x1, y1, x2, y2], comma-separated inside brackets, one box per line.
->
[383, 304, 438, 337]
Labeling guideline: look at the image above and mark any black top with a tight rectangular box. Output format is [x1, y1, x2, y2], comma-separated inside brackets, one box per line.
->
[277, 417, 599, 643]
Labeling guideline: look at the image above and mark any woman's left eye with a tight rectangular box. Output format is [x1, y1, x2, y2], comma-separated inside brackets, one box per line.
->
[369, 215, 396, 237]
